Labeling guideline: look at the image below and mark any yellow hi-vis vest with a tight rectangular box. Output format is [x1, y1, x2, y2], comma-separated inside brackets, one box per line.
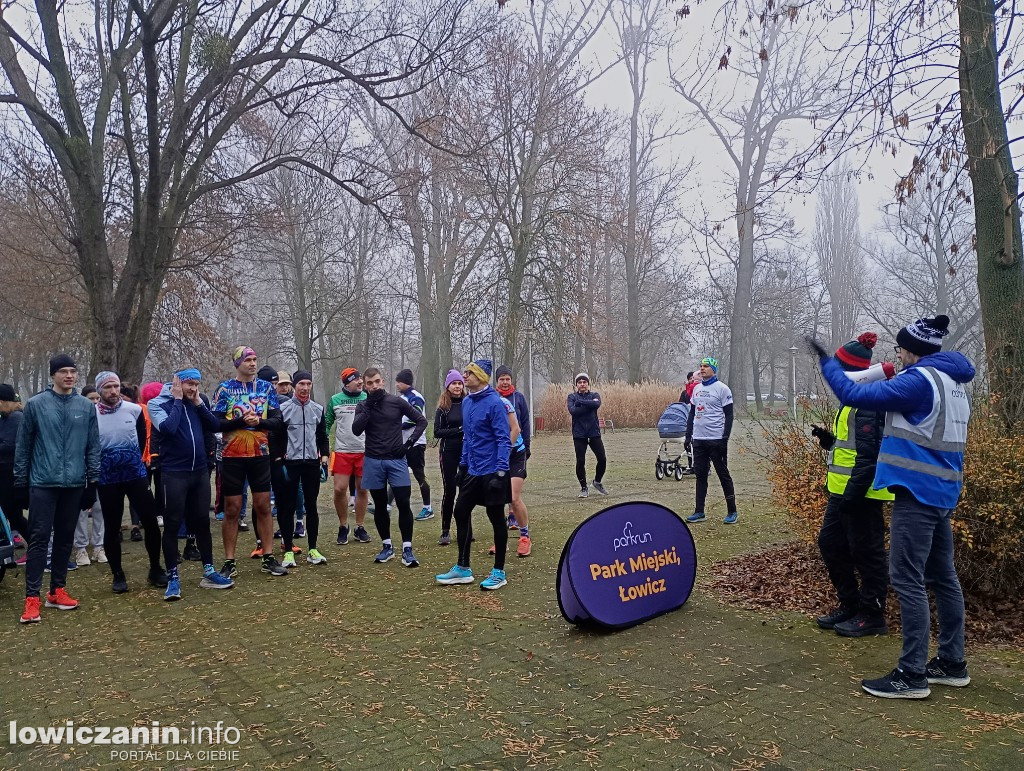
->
[826, 406, 895, 501]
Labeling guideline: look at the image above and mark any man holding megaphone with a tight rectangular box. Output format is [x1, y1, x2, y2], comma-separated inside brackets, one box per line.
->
[810, 333, 893, 639]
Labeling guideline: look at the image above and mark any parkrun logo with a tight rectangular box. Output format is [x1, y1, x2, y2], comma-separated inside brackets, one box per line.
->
[613, 522, 652, 552]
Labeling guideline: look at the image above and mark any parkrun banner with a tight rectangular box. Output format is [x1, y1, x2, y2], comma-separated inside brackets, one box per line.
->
[557, 501, 697, 630]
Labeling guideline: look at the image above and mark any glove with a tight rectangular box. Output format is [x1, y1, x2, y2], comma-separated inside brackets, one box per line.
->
[684, 436, 692, 452]
[811, 424, 836, 450]
[804, 335, 829, 359]
[403, 440, 415, 455]
[320, 462, 329, 483]
[455, 464, 468, 487]
[525, 446, 531, 461]
[486, 471, 508, 506]
[80, 482, 97, 511]
[12, 484, 30, 511]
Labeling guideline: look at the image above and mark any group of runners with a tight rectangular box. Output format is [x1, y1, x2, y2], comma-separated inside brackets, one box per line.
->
[3, 348, 539, 624]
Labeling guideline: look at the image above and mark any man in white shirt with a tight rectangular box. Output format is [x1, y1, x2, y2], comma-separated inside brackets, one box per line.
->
[684, 357, 738, 524]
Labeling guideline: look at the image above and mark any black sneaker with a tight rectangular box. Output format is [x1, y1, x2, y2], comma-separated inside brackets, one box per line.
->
[238, 519, 249, 532]
[926, 657, 971, 687]
[862, 668, 930, 699]
[148, 567, 169, 588]
[130, 526, 143, 542]
[261, 557, 288, 576]
[835, 612, 888, 638]
[354, 526, 371, 543]
[183, 541, 202, 562]
[112, 574, 129, 594]
[815, 605, 858, 630]
[219, 560, 238, 579]
[592, 482, 608, 495]
[337, 526, 350, 545]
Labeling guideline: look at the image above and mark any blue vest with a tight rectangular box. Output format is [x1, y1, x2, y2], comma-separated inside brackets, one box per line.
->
[874, 367, 970, 509]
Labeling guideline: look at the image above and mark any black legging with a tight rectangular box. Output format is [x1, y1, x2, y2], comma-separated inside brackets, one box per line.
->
[454, 476, 507, 571]
[388, 445, 430, 507]
[161, 469, 214, 572]
[573, 436, 607, 487]
[372, 485, 413, 544]
[454, 468, 505, 573]
[692, 439, 736, 513]
[439, 452, 460, 533]
[98, 477, 163, 579]
[279, 462, 321, 551]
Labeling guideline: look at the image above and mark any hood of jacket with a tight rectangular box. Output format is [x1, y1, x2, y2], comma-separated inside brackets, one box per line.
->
[910, 351, 975, 384]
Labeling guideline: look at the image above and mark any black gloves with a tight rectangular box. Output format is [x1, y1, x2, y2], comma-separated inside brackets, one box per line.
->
[80, 482, 97, 511]
[811, 424, 836, 450]
[684, 436, 692, 452]
[525, 444, 531, 461]
[486, 471, 508, 506]
[12, 484, 30, 511]
[455, 465, 468, 487]
[403, 439, 416, 455]
[805, 335, 829, 359]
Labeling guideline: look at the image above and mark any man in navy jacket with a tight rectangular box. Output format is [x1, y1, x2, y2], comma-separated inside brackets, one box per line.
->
[566, 373, 607, 498]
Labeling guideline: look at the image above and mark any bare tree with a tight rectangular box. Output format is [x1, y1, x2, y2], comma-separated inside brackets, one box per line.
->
[670, 2, 853, 408]
[0, 0, 482, 380]
[814, 166, 863, 349]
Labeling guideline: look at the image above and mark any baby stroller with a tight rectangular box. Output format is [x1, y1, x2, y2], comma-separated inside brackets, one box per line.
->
[0, 503, 16, 584]
[655, 403, 693, 481]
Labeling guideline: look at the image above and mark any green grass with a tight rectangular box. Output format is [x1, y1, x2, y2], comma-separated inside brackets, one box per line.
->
[1, 425, 1021, 769]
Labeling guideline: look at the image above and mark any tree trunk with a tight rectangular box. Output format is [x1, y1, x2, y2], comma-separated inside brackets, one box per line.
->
[959, 0, 1024, 426]
[624, 92, 643, 384]
[728, 207, 755, 411]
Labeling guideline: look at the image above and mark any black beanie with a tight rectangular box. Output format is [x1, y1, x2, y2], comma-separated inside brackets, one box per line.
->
[834, 332, 877, 372]
[396, 368, 414, 386]
[0, 384, 18, 401]
[256, 365, 278, 383]
[292, 369, 313, 384]
[495, 365, 513, 381]
[896, 315, 950, 357]
[49, 353, 76, 376]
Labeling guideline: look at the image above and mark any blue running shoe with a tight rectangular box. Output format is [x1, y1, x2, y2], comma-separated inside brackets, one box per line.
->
[402, 547, 420, 567]
[480, 568, 507, 591]
[374, 544, 395, 563]
[435, 565, 474, 585]
[215, 510, 225, 521]
[66, 559, 78, 571]
[164, 576, 182, 602]
[294, 520, 306, 538]
[723, 511, 739, 524]
[415, 506, 434, 521]
[686, 512, 706, 523]
[199, 571, 234, 590]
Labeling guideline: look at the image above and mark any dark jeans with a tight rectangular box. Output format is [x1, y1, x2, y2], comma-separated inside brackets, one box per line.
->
[439, 451, 461, 533]
[453, 473, 507, 571]
[162, 469, 214, 571]
[573, 435, 606, 487]
[25, 486, 82, 597]
[817, 494, 887, 613]
[889, 490, 966, 674]
[372, 485, 413, 544]
[99, 477, 162, 578]
[278, 462, 321, 550]
[692, 439, 736, 514]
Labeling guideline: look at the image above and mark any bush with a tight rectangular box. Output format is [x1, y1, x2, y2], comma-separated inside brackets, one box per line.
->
[536, 381, 683, 431]
[953, 398, 1024, 595]
[764, 398, 1024, 597]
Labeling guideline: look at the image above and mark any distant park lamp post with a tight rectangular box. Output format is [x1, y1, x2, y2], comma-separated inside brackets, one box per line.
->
[788, 345, 799, 418]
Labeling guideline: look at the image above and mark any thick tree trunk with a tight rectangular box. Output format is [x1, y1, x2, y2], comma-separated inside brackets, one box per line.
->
[959, 0, 1024, 426]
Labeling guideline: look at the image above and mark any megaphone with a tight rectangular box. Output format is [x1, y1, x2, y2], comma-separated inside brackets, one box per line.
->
[844, 361, 896, 384]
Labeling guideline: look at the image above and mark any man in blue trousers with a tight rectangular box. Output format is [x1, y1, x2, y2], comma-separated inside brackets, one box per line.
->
[810, 314, 974, 699]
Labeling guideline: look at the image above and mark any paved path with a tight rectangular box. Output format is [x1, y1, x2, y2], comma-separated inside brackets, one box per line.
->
[1, 428, 1020, 769]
